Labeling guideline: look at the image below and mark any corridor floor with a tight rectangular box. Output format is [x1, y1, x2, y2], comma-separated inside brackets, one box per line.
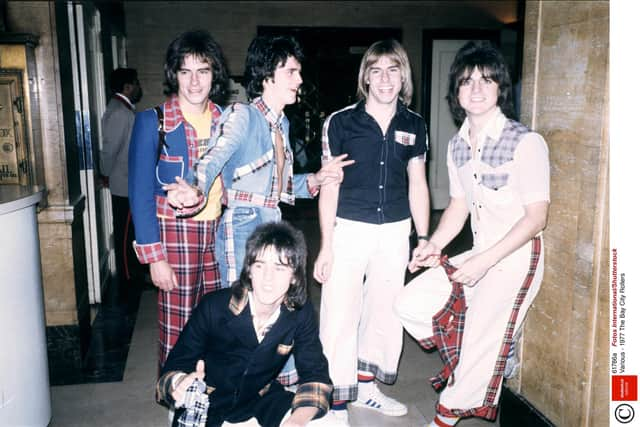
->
[49, 203, 497, 426]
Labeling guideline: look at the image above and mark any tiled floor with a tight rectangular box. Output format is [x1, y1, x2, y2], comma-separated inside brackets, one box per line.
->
[49, 204, 498, 426]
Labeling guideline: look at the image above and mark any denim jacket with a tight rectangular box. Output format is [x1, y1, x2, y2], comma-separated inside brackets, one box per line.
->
[190, 98, 316, 210]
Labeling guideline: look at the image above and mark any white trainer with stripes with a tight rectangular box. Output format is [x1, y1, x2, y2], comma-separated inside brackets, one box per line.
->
[351, 382, 408, 417]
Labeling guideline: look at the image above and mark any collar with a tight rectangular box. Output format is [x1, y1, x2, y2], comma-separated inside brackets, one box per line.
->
[248, 291, 281, 324]
[355, 98, 408, 118]
[229, 287, 249, 316]
[252, 97, 284, 131]
[458, 107, 505, 145]
[114, 93, 134, 111]
[162, 94, 221, 133]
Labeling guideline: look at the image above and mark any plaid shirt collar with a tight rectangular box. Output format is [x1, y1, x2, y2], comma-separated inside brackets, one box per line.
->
[162, 94, 221, 133]
[252, 97, 285, 130]
[458, 107, 505, 146]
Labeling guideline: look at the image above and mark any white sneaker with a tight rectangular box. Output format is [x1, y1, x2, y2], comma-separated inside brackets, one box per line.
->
[313, 409, 349, 426]
[351, 382, 408, 416]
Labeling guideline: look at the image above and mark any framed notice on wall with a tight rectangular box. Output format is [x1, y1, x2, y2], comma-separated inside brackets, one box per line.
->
[0, 69, 28, 185]
[228, 76, 248, 104]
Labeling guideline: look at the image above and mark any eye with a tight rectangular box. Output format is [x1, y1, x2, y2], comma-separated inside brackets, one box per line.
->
[459, 78, 471, 86]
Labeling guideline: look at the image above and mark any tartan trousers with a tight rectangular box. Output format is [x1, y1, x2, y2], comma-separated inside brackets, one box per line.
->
[158, 216, 221, 368]
[394, 237, 543, 420]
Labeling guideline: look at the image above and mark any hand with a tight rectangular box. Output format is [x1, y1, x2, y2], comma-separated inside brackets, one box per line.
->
[408, 240, 441, 272]
[313, 248, 333, 283]
[171, 360, 206, 406]
[280, 407, 319, 427]
[150, 260, 178, 292]
[450, 253, 493, 286]
[311, 154, 355, 187]
[162, 177, 201, 209]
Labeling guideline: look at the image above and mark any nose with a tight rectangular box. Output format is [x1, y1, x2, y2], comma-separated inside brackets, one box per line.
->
[191, 72, 199, 86]
[471, 80, 481, 93]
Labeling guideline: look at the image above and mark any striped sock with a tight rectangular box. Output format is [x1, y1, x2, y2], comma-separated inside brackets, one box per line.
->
[428, 414, 460, 426]
[332, 400, 348, 411]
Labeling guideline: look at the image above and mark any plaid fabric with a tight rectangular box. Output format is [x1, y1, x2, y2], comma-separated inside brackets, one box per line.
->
[450, 119, 528, 169]
[480, 173, 509, 191]
[158, 216, 221, 368]
[253, 97, 295, 205]
[291, 382, 333, 418]
[357, 359, 398, 384]
[177, 378, 210, 427]
[134, 240, 166, 264]
[436, 236, 542, 420]
[162, 96, 221, 169]
[418, 257, 466, 391]
[480, 120, 529, 168]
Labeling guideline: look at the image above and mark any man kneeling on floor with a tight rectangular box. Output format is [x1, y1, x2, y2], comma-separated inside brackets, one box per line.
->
[156, 221, 342, 427]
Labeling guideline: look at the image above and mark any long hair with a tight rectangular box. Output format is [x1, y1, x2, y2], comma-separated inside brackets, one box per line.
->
[232, 221, 308, 310]
[243, 35, 304, 99]
[446, 40, 515, 125]
[163, 29, 229, 104]
[356, 39, 413, 105]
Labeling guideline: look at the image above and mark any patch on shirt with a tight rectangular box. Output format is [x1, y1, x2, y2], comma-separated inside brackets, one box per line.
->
[480, 173, 509, 190]
[450, 136, 471, 167]
[481, 120, 529, 168]
[394, 130, 416, 146]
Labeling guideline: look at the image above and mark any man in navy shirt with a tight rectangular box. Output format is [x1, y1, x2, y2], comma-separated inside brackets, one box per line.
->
[313, 39, 430, 424]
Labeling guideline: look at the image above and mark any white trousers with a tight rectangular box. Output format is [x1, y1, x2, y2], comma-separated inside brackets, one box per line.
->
[394, 240, 543, 412]
[319, 217, 411, 401]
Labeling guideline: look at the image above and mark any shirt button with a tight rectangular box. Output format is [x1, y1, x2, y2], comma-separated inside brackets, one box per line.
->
[380, 161, 384, 165]
[377, 208, 381, 212]
[379, 185, 383, 189]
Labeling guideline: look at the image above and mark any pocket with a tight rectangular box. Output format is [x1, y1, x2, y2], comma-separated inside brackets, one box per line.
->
[277, 343, 293, 356]
[156, 154, 184, 185]
[394, 130, 416, 146]
[480, 173, 512, 204]
[232, 206, 259, 228]
[480, 173, 509, 191]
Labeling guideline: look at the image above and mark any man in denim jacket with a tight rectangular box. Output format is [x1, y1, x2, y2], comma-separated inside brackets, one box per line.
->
[129, 30, 229, 368]
[166, 35, 352, 291]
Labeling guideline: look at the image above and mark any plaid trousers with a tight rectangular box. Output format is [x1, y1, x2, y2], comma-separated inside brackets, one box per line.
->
[158, 216, 221, 368]
[394, 237, 543, 421]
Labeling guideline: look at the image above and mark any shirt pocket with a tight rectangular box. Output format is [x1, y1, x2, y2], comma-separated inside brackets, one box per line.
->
[480, 172, 513, 205]
[156, 154, 184, 185]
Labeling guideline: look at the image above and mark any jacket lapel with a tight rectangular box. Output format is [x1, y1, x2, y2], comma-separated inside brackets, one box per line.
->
[226, 288, 259, 348]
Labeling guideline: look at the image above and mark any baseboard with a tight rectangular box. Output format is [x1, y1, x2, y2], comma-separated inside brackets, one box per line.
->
[500, 386, 556, 426]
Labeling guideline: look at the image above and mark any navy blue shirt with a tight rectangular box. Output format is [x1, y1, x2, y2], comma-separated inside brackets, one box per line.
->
[322, 100, 428, 224]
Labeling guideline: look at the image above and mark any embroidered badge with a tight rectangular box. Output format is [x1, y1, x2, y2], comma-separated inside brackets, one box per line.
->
[394, 130, 416, 146]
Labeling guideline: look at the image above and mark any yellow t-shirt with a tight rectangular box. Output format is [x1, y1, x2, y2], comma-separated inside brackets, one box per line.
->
[182, 109, 223, 220]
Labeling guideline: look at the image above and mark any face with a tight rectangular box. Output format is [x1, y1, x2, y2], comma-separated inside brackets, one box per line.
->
[126, 80, 143, 104]
[176, 54, 213, 112]
[366, 55, 403, 106]
[457, 66, 499, 123]
[249, 246, 295, 310]
[262, 56, 303, 113]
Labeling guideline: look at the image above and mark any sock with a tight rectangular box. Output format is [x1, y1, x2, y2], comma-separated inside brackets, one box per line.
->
[428, 413, 460, 427]
[332, 400, 347, 411]
[357, 372, 375, 383]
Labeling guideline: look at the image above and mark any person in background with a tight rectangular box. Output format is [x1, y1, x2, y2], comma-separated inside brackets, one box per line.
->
[394, 40, 550, 426]
[313, 39, 431, 425]
[100, 67, 143, 302]
[128, 29, 229, 368]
